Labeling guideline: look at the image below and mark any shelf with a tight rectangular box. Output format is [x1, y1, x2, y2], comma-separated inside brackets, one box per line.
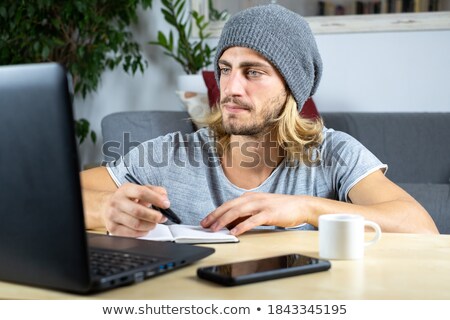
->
[201, 3, 450, 37]
[304, 11, 450, 34]
[205, 11, 450, 37]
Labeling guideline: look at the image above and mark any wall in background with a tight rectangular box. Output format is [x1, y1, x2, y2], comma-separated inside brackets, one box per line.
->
[75, 4, 450, 167]
[314, 29, 450, 112]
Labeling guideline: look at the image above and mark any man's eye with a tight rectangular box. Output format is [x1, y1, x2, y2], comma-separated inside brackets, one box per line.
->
[220, 68, 230, 75]
[247, 70, 261, 77]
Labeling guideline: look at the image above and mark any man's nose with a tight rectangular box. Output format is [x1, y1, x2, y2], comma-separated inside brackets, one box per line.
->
[222, 72, 245, 97]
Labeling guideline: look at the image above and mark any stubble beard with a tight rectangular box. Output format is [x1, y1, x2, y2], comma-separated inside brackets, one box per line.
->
[221, 92, 287, 138]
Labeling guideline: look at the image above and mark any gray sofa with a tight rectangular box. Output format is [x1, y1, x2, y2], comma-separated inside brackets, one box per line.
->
[102, 111, 450, 234]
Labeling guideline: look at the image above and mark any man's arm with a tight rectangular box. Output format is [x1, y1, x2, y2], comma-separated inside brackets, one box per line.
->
[201, 170, 439, 235]
[347, 170, 437, 233]
[309, 170, 438, 233]
[80, 167, 169, 236]
[80, 167, 118, 230]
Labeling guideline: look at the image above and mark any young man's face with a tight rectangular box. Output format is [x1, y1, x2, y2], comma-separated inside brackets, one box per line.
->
[218, 47, 287, 137]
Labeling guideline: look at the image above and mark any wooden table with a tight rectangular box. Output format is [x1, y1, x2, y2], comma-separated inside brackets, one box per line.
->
[1, 230, 450, 299]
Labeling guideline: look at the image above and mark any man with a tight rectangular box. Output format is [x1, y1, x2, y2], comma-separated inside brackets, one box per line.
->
[81, 4, 438, 237]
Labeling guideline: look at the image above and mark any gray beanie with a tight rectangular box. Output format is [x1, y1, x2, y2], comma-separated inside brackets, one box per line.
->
[214, 4, 322, 110]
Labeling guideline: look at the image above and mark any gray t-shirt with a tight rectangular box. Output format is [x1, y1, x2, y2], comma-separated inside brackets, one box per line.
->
[106, 128, 386, 230]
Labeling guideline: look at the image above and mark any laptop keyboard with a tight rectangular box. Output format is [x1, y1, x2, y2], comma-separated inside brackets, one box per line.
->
[90, 250, 159, 277]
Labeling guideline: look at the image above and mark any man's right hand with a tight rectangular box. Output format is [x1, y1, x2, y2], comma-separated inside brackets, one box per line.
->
[80, 167, 170, 237]
[103, 182, 170, 237]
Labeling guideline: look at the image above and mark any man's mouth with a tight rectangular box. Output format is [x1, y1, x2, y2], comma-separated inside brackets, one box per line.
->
[223, 104, 251, 113]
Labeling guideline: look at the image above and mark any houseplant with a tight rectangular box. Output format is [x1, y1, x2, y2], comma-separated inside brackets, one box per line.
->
[149, 0, 216, 76]
[0, 0, 153, 144]
[208, 0, 229, 23]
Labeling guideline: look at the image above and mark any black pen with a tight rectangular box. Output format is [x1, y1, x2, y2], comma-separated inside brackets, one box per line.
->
[124, 173, 182, 224]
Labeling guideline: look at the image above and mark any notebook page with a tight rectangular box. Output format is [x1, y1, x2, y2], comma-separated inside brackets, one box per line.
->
[139, 224, 174, 241]
[169, 225, 238, 243]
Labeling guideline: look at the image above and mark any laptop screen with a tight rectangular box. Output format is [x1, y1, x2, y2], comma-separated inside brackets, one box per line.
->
[0, 63, 91, 292]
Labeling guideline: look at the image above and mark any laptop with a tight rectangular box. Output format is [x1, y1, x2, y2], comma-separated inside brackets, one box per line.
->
[0, 63, 214, 294]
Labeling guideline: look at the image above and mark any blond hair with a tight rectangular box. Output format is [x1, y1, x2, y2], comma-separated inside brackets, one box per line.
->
[201, 94, 323, 162]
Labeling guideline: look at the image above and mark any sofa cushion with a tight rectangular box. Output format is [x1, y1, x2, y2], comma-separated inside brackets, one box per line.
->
[101, 111, 194, 162]
[399, 183, 450, 234]
[321, 113, 450, 184]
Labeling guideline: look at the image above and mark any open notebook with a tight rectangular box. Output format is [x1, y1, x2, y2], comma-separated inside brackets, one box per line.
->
[140, 224, 239, 244]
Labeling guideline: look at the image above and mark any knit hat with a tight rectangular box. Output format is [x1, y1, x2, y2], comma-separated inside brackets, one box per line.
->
[214, 4, 322, 111]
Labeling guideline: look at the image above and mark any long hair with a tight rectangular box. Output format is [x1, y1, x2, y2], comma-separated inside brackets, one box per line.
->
[201, 94, 324, 162]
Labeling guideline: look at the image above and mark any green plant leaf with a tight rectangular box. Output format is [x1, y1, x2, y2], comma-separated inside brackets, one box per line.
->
[0, 6, 7, 18]
[41, 46, 50, 59]
[90, 130, 97, 144]
[161, 0, 171, 8]
[33, 42, 40, 52]
[163, 12, 177, 26]
[176, 1, 185, 17]
[157, 31, 168, 48]
[168, 30, 174, 51]
[0, 1, 154, 144]
[149, 0, 216, 75]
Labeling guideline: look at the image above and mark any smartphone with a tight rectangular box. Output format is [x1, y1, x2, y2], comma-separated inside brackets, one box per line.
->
[197, 253, 331, 286]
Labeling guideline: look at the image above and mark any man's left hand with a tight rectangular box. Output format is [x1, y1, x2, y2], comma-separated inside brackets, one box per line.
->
[201, 192, 309, 235]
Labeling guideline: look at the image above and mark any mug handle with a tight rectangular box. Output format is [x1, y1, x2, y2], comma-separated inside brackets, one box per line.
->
[364, 221, 382, 247]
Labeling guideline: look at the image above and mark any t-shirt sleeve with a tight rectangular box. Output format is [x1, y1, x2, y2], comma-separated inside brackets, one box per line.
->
[320, 130, 388, 202]
[105, 135, 167, 187]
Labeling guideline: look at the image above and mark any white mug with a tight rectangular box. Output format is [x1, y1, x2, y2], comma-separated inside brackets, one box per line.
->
[319, 214, 381, 260]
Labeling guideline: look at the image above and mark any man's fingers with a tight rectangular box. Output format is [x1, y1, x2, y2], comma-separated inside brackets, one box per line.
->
[206, 199, 262, 231]
[104, 183, 170, 236]
[149, 185, 168, 197]
[229, 212, 270, 236]
[105, 221, 154, 238]
[201, 200, 238, 228]
[122, 183, 170, 209]
[109, 190, 162, 220]
[201, 193, 256, 227]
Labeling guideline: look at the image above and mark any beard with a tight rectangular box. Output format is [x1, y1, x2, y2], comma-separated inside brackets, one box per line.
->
[221, 92, 287, 137]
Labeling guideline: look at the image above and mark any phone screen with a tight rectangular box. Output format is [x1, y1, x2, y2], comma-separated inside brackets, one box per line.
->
[213, 254, 317, 277]
[197, 254, 331, 286]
